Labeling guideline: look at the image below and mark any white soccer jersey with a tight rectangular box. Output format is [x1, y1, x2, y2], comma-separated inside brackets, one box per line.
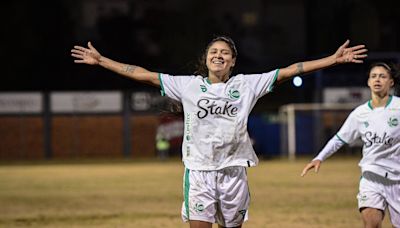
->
[335, 95, 400, 180]
[159, 70, 279, 170]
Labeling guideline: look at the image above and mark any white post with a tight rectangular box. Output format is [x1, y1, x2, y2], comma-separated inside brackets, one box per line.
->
[287, 105, 296, 161]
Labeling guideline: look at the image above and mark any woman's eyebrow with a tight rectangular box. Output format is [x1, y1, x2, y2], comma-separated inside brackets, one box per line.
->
[209, 48, 231, 53]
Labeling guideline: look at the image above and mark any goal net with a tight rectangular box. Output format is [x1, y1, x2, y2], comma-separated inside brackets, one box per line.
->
[278, 103, 363, 160]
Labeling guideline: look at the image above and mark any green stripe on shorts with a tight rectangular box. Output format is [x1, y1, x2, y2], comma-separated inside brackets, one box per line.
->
[184, 168, 190, 219]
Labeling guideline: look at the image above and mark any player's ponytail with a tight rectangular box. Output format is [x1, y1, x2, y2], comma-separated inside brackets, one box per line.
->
[391, 63, 400, 96]
[165, 99, 183, 115]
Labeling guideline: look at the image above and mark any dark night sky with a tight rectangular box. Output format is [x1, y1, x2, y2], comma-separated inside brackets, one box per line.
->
[1, 0, 400, 108]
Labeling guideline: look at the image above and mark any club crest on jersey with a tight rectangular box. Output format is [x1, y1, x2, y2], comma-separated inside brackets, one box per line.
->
[194, 202, 205, 212]
[200, 85, 207, 92]
[238, 209, 247, 220]
[388, 117, 398, 127]
[228, 89, 240, 99]
[359, 194, 368, 202]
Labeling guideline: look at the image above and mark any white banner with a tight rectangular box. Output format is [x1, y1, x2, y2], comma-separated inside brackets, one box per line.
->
[131, 92, 152, 111]
[323, 87, 370, 104]
[51, 91, 122, 113]
[131, 91, 167, 111]
[0, 93, 42, 113]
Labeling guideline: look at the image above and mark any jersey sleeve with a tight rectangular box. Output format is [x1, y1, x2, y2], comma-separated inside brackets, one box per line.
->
[158, 73, 194, 101]
[243, 69, 279, 98]
[313, 136, 345, 161]
[335, 110, 360, 144]
[312, 110, 359, 161]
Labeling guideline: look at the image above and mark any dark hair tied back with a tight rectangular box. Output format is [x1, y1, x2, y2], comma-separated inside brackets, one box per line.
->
[194, 35, 238, 77]
[392, 63, 400, 96]
[369, 62, 400, 96]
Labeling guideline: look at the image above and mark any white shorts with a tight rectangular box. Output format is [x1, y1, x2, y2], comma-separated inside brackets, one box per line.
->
[181, 166, 250, 227]
[357, 171, 400, 227]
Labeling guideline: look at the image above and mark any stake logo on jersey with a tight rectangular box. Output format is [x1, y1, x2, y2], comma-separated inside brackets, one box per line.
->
[388, 117, 398, 127]
[364, 131, 394, 148]
[196, 98, 238, 119]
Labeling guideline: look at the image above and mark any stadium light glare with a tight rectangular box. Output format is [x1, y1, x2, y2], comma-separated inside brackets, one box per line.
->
[293, 76, 302, 87]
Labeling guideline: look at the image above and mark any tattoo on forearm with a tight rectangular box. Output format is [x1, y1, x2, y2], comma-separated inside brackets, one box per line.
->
[123, 65, 137, 73]
[296, 63, 304, 75]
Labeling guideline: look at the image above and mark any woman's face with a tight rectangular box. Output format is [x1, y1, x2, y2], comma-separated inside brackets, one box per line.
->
[206, 41, 236, 78]
[368, 66, 394, 95]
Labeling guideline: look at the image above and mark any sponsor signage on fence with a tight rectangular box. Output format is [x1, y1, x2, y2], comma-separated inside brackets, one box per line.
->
[323, 87, 370, 104]
[51, 92, 122, 113]
[0, 93, 42, 113]
[131, 91, 168, 112]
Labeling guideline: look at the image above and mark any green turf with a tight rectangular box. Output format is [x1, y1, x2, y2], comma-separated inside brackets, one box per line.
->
[0, 157, 392, 227]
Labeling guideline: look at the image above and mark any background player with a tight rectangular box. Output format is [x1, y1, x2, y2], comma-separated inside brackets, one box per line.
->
[301, 62, 400, 228]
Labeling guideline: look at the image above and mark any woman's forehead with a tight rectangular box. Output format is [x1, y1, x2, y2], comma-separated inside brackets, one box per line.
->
[370, 66, 390, 74]
[208, 41, 231, 50]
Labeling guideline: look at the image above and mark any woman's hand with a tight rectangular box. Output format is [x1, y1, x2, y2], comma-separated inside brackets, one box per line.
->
[301, 160, 322, 177]
[334, 40, 368, 64]
[71, 41, 102, 65]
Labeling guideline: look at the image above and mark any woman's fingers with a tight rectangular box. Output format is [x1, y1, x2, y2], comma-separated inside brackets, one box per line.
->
[347, 44, 366, 52]
[73, 46, 88, 52]
[74, 59, 87, 64]
[71, 49, 84, 56]
[340, 39, 350, 49]
[301, 163, 314, 177]
[71, 53, 82, 59]
[88, 41, 94, 50]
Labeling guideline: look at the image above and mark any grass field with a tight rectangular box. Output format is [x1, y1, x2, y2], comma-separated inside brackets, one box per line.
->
[0, 156, 392, 228]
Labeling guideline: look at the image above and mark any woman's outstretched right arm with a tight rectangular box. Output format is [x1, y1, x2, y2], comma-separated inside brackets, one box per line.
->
[71, 41, 160, 87]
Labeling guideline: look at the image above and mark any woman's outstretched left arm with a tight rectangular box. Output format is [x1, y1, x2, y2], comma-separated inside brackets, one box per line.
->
[277, 40, 368, 84]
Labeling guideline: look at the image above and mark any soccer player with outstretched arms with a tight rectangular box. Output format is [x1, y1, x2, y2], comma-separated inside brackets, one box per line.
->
[72, 36, 367, 228]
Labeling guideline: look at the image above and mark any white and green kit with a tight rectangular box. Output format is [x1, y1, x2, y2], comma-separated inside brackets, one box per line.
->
[313, 95, 400, 226]
[159, 70, 278, 170]
[159, 70, 278, 225]
[314, 95, 400, 179]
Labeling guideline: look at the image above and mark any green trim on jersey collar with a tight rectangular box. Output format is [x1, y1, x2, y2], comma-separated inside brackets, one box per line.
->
[158, 73, 166, 96]
[385, 95, 393, 107]
[367, 100, 373, 110]
[367, 95, 393, 110]
[205, 78, 212, 85]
